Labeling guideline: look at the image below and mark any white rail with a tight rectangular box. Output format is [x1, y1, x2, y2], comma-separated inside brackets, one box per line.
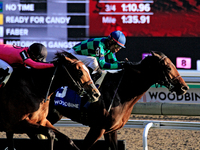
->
[55, 119, 200, 150]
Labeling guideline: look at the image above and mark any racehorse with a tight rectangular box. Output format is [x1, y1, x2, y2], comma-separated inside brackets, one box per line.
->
[47, 51, 189, 150]
[0, 51, 100, 150]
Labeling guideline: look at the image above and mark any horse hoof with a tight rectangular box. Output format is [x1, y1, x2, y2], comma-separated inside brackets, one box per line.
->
[37, 134, 47, 139]
[48, 129, 56, 139]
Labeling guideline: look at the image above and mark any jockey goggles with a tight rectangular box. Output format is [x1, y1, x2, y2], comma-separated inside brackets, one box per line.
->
[114, 44, 122, 49]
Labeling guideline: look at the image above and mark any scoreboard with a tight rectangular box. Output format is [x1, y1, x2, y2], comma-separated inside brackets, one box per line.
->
[1, 0, 89, 50]
[89, 0, 200, 37]
[89, 0, 200, 70]
[0, 0, 200, 70]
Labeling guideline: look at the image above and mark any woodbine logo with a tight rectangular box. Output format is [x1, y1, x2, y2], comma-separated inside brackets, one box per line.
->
[139, 87, 200, 103]
[54, 99, 79, 109]
[148, 92, 200, 101]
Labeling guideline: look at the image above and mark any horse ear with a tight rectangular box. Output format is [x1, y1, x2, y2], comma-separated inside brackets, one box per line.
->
[150, 51, 156, 56]
[150, 51, 160, 58]
[57, 53, 72, 63]
[65, 56, 74, 63]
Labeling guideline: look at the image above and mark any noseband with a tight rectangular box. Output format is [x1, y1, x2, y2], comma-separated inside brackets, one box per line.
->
[156, 56, 181, 93]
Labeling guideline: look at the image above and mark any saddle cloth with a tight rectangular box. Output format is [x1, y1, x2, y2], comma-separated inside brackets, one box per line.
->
[54, 86, 81, 110]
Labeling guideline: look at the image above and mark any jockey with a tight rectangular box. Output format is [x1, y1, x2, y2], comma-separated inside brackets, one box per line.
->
[0, 43, 54, 87]
[68, 30, 126, 89]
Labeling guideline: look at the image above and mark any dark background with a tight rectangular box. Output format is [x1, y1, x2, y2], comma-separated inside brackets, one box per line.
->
[116, 37, 200, 70]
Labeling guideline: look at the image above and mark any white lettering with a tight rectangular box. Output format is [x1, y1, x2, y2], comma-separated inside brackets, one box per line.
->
[48, 41, 79, 49]
[6, 40, 47, 47]
[5, 40, 79, 49]
[102, 16, 116, 24]
[30, 16, 44, 24]
[6, 16, 29, 23]
[5, 4, 17, 11]
[45, 17, 71, 24]
[54, 100, 79, 109]
[6, 28, 28, 36]
[18, 4, 34, 11]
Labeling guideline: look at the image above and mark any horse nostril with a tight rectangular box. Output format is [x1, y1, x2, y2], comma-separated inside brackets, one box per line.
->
[94, 93, 100, 98]
[182, 86, 189, 91]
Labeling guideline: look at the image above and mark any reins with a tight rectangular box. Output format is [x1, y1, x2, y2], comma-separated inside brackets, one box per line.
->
[44, 66, 58, 102]
[62, 64, 86, 96]
[44, 60, 86, 102]
[108, 70, 125, 112]
[157, 56, 181, 93]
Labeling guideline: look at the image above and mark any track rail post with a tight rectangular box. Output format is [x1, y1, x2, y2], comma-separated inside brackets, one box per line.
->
[143, 122, 160, 150]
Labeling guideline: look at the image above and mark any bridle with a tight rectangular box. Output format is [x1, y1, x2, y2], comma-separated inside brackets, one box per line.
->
[44, 60, 91, 102]
[61, 60, 89, 96]
[156, 56, 181, 93]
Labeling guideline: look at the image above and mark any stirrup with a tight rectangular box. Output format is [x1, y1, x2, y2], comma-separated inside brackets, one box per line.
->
[95, 71, 107, 89]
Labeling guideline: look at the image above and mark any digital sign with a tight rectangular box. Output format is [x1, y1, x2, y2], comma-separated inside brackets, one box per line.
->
[89, 0, 200, 37]
[0, 0, 200, 70]
[0, 0, 89, 50]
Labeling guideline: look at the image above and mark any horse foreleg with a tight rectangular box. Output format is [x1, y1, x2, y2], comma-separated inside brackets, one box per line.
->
[104, 131, 118, 150]
[6, 132, 15, 150]
[48, 128, 55, 150]
[51, 128, 80, 150]
[24, 118, 55, 150]
[81, 127, 105, 150]
[25, 119, 79, 150]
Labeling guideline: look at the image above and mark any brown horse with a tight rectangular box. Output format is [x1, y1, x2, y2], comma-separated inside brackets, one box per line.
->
[0, 51, 100, 150]
[47, 51, 189, 150]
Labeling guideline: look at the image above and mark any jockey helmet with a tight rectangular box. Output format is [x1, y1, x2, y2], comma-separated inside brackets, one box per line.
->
[28, 43, 47, 62]
[108, 31, 126, 48]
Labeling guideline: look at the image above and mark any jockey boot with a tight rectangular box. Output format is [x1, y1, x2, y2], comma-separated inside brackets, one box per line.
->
[95, 69, 107, 89]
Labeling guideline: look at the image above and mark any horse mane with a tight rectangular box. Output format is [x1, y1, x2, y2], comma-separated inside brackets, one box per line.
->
[151, 51, 166, 58]
[100, 51, 166, 109]
[54, 51, 78, 60]
[139, 51, 166, 68]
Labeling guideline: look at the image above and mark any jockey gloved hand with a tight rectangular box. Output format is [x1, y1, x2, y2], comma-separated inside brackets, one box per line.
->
[52, 53, 66, 66]
[120, 60, 133, 68]
[52, 60, 60, 67]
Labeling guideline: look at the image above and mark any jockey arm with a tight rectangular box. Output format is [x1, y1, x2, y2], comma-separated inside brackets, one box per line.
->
[20, 49, 54, 69]
[24, 58, 54, 69]
[98, 49, 123, 70]
[0, 44, 54, 87]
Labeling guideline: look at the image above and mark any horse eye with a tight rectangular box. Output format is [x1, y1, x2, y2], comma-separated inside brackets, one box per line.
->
[78, 70, 83, 77]
[167, 67, 171, 71]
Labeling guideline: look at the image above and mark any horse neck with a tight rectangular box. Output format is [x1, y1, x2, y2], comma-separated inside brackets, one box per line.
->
[50, 66, 80, 94]
[31, 67, 57, 97]
[119, 58, 163, 101]
[31, 66, 75, 99]
[104, 63, 159, 105]
[120, 68, 153, 99]
[139, 57, 162, 86]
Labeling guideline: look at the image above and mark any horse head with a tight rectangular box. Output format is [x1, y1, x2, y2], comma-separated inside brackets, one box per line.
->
[149, 51, 189, 95]
[54, 51, 100, 102]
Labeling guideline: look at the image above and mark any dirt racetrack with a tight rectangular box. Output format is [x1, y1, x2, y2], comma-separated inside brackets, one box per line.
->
[1, 114, 200, 150]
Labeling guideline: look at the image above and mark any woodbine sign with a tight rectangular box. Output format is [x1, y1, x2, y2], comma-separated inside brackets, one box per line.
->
[138, 84, 200, 104]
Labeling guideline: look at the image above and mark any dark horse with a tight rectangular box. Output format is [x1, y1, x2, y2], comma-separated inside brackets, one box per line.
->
[0, 51, 100, 150]
[47, 51, 189, 150]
